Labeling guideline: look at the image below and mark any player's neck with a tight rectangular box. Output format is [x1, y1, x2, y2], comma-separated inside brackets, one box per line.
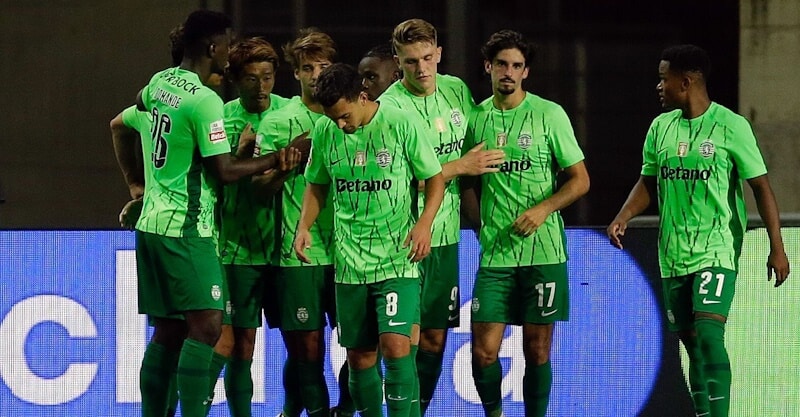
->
[681, 93, 711, 119]
[493, 90, 525, 110]
[179, 58, 213, 85]
[241, 97, 269, 114]
[361, 101, 380, 126]
[401, 78, 436, 97]
[302, 94, 324, 114]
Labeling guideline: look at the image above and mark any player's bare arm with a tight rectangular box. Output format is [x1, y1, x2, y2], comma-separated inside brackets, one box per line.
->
[512, 160, 589, 237]
[110, 111, 145, 199]
[294, 181, 329, 263]
[748, 174, 791, 286]
[405, 172, 445, 262]
[441, 142, 506, 181]
[205, 133, 307, 184]
[234, 122, 257, 158]
[251, 131, 309, 201]
[607, 175, 656, 249]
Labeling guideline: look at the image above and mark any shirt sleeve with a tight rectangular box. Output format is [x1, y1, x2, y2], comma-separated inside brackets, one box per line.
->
[404, 117, 443, 180]
[728, 117, 768, 179]
[304, 118, 331, 185]
[194, 94, 231, 158]
[546, 104, 585, 169]
[640, 120, 659, 176]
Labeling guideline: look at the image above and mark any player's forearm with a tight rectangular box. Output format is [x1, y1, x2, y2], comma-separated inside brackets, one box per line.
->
[614, 176, 654, 222]
[217, 152, 279, 184]
[418, 173, 445, 226]
[110, 115, 144, 194]
[251, 170, 293, 202]
[750, 175, 785, 251]
[440, 160, 463, 182]
[298, 183, 328, 231]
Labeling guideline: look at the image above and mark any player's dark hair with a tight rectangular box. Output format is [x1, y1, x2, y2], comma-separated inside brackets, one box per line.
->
[363, 43, 394, 61]
[481, 30, 534, 67]
[168, 24, 184, 66]
[181, 10, 232, 55]
[283, 28, 338, 70]
[661, 44, 711, 80]
[228, 37, 280, 79]
[315, 63, 363, 107]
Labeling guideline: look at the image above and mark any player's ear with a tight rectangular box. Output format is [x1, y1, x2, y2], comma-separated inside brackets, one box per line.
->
[358, 90, 369, 104]
[207, 42, 217, 59]
[484, 60, 492, 75]
[435, 46, 442, 63]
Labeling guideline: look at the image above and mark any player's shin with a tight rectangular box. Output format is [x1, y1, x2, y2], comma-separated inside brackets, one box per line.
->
[349, 364, 384, 417]
[224, 358, 254, 417]
[696, 318, 731, 417]
[140, 342, 179, 417]
[471, 359, 504, 417]
[523, 361, 552, 417]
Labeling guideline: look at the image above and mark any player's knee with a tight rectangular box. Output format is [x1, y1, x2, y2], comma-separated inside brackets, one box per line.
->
[419, 329, 447, 353]
[471, 344, 499, 368]
[347, 347, 379, 370]
[232, 328, 257, 359]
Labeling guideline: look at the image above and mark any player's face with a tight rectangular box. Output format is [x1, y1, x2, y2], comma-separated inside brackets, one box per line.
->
[295, 56, 332, 100]
[209, 30, 233, 76]
[358, 56, 400, 101]
[657, 60, 685, 110]
[324, 94, 367, 134]
[235, 61, 276, 112]
[394, 41, 441, 96]
[486, 48, 528, 96]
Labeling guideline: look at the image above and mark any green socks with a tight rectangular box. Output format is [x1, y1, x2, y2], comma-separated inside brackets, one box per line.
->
[140, 342, 179, 417]
[416, 348, 442, 415]
[472, 359, 503, 417]
[384, 354, 416, 416]
[683, 335, 710, 415]
[282, 358, 304, 417]
[224, 358, 254, 417]
[349, 364, 384, 417]
[176, 338, 215, 417]
[523, 361, 552, 417]
[696, 318, 731, 417]
[297, 360, 330, 416]
[409, 345, 421, 417]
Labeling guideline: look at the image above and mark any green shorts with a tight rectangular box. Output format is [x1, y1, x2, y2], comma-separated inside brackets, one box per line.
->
[471, 264, 569, 325]
[224, 264, 274, 328]
[662, 267, 737, 331]
[419, 243, 460, 329]
[135, 231, 224, 319]
[262, 270, 281, 329]
[276, 265, 336, 331]
[335, 278, 420, 349]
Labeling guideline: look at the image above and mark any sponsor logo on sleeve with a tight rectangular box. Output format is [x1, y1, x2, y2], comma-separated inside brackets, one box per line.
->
[209, 119, 227, 143]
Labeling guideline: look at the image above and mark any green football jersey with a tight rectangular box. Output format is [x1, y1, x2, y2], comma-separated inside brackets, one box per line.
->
[379, 74, 475, 247]
[257, 98, 334, 267]
[304, 104, 442, 284]
[121, 105, 153, 183]
[641, 102, 768, 278]
[466, 93, 585, 267]
[219, 95, 290, 265]
[137, 67, 231, 238]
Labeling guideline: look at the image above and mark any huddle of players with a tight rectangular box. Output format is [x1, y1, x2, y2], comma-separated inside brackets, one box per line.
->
[113, 7, 789, 417]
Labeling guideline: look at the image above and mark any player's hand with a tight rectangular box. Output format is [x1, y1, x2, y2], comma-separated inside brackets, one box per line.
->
[118, 198, 143, 230]
[278, 147, 302, 172]
[287, 131, 311, 164]
[512, 205, 549, 237]
[294, 228, 313, 264]
[458, 142, 506, 176]
[606, 217, 628, 249]
[236, 123, 256, 158]
[128, 183, 144, 200]
[767, 249, 790, 287]
[404, 222, 432, 262]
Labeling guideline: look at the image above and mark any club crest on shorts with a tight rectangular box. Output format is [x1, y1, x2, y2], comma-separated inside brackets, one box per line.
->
[376, 148, 392, 168]
[699, 139, 715, 158]
[496, 132, 508, 147]
[296, 307, 309, 323]
[354, 150, 366, 166]
[666, 309, 675, 324]
[211, 285, 222, 301]
[471, 297, 480, 312]
[677, 141, 689, 157]
[450, 109, 464, 127]
[517, 133, 533, 150]
[226, 301, 233, 315]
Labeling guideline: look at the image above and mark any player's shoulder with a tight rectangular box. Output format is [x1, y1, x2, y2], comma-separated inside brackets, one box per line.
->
[436, 73, 469, 89]
[650, 108, 683, 126]
[269, 93, 292, 110]
[521, 92, 563, 113]
[223, 98, 244, 117]
[707, 102, 750, 128]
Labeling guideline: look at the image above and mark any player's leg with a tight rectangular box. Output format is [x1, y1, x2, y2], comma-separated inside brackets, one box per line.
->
[520, 263, 569, 417]
[664, 275, 710, 416]
[692, 268, 736, 417]
[136, 231, 186, 417]
[338, 283, 383, 417]
[376, 278, 420, 417]
[278, 265, 332, 416]
[417, 243, 459, 415]
[328, 268, 357, 417]
[223, 264, 269, 417]
[164, 235, 225, 417]
[471, 267, 516, 417]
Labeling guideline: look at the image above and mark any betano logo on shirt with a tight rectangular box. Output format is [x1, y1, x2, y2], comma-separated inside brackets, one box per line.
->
[335, 178, 393, 192]
[660, 166, 712, 181]
[498, 159, 532, 173]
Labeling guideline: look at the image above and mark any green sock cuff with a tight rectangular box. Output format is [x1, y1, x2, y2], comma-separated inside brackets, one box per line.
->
[180, 339, 215, 365]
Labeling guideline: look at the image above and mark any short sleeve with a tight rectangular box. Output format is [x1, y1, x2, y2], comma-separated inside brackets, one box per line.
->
[194, 94, 231, 158]
[304, 119, 331, 185]
[728, 117, 768, 179]
[641, 121, 659, 176]
[547, 104, 585, 169]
